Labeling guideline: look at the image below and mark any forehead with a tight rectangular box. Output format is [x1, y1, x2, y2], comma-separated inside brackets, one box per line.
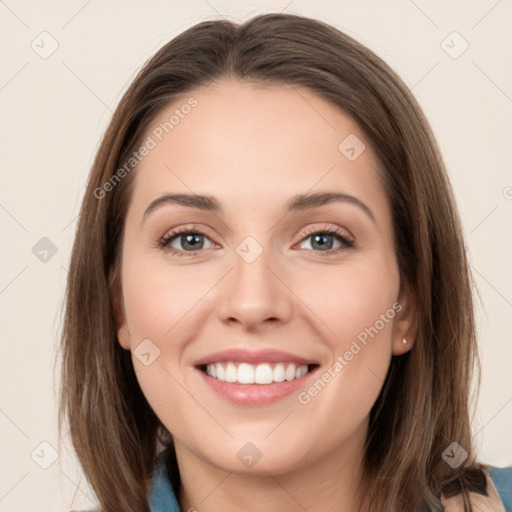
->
[129, 78, 388, 219]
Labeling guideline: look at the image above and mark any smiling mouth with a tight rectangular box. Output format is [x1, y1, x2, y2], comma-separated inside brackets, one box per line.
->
[197, 362, 320, 385]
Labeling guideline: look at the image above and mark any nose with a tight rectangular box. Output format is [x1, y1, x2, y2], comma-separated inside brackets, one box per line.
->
[217, 246, 293, 332]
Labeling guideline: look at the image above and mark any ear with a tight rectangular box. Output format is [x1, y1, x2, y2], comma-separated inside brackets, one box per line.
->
[110, 268, 131, 350]
[391, 281, 418, 356]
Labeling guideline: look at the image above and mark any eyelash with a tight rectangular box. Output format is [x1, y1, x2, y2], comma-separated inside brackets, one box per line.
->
[158, 224, 355, 257]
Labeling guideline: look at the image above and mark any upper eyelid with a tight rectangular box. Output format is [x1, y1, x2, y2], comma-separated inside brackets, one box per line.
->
[160, 224, 217, 243]
[160, 223, 354, 248]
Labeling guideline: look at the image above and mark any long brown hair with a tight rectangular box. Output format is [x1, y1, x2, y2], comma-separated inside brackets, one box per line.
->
[58, 12, 488, 511]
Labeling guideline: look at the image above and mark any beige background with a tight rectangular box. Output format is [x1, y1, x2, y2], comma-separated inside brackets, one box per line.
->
[0, 1, 511, 510]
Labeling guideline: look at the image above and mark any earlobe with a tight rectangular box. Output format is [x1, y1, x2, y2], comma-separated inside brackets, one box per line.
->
[110, 271, 131, 350]
[392, 281, 418, 356]
[117, 324, 131, 350]
[394, 336, 412, 356]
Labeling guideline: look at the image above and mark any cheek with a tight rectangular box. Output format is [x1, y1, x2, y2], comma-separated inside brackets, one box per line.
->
[302, 257, 399, 348]
[121, 256, 204, 343]
[294, 258, 399, 411]
[120, 257, 203, 438]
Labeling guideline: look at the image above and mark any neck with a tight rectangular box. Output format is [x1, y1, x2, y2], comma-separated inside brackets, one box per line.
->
[174, 424, 367, 512]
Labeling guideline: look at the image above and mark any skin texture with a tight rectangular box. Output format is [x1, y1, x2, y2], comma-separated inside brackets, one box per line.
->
[114, 78, 417, 512]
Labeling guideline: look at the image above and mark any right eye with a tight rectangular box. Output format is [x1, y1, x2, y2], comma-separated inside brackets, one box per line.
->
[159, 226, 217, 256]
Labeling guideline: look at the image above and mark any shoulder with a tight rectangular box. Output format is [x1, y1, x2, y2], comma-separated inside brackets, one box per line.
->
[441, 465, 512, 512]
[488, 466, 512, 511]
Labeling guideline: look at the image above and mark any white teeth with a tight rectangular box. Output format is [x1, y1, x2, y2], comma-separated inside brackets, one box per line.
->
[204, 362, 310, 384]
[216, 363, 225, 381]
[273, 363, 285, 383]
[295, 366, 308, 379]
[254, 364, 273, 384]
[238, 363, 255, 384]
[285, 363, 296, 381]
[225, 362, 237, 383]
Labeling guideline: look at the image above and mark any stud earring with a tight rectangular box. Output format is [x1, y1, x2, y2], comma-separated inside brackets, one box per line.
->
[402, 337, 407, 344]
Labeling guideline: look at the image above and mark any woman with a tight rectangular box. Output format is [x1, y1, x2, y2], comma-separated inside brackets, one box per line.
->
[60, 12, 512, 512]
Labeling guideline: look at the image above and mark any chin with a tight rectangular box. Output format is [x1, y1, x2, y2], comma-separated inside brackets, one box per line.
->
[193, 437, 315, 477]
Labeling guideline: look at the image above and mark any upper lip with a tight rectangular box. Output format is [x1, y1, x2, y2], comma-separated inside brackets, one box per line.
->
[193, 348, 319, 367]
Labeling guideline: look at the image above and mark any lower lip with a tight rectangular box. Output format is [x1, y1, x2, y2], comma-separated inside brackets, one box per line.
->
[196, 366, 318, 406]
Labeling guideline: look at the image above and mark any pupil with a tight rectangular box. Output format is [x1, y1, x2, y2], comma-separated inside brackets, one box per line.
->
[183, 234, 202, 250]
[313, 234, 332, 250]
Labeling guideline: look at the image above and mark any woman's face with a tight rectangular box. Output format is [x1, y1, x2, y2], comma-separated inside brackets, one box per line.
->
[114, 78, 416, 475]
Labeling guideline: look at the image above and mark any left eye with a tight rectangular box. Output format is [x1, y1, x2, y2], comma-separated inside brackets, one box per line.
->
[298, 231, 348, 251]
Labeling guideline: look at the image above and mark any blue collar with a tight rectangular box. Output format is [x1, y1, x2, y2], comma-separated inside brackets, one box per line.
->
[149, 451, 181, 512]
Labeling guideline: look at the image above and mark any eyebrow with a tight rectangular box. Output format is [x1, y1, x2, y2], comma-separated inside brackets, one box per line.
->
[142, 191, 376, 223]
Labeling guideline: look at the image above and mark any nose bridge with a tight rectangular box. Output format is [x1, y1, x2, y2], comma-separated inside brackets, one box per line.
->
[217, 234, 292, 328]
